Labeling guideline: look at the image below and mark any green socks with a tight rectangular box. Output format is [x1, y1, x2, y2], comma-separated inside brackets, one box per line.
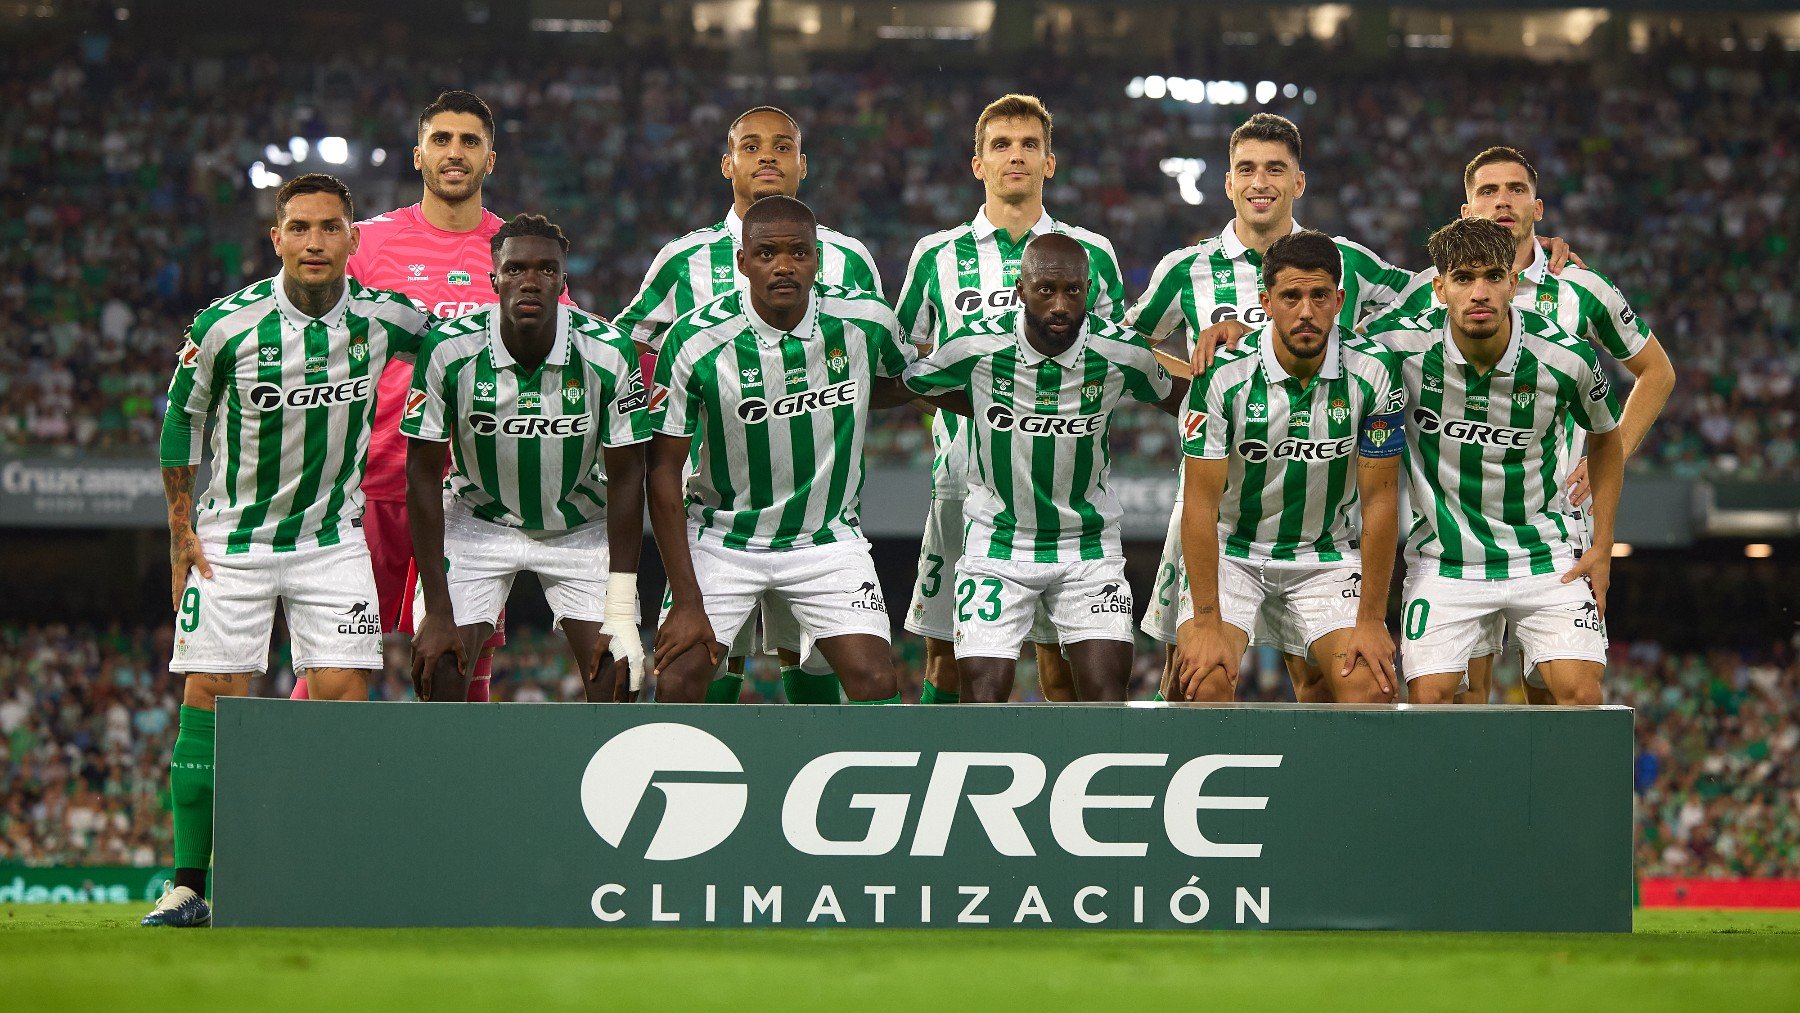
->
[1152, 691, 1166, 702]
[170, 705, 216, 876]
[851, 693, 903, 705]
[782, 666, 842, 704]
[704, 673, 744, 703]
[921, 680, 960, 704]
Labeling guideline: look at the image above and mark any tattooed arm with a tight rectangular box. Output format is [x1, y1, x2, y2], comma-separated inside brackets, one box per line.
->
[164, 465, 213, 611]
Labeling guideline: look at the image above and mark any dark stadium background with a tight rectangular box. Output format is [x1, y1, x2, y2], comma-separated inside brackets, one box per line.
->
[1, 0, 1796, 884]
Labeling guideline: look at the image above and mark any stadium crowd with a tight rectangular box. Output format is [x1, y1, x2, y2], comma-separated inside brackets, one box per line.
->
[2, 37, 1797, 478]
[1, 620, 1795, 878]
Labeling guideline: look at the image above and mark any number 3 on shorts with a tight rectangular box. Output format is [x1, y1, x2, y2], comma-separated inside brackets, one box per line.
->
[178, 586, 201, 633]
[1403, 599, 1430, 641]
[955, 578, 1003, 623]
[920, 553, 944, 598]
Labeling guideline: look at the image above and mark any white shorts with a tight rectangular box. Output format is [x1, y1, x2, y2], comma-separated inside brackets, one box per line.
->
[1400, 570, 1608, 685]
[952, 556, 1134, 660]
[1138, 508, 1357, 657]
[170, 540, 382, 675]
[438, 508, 610, 630]
[668, 537, 893, 650]
[907, 498, 1056, 644]
[727, 598, 828, 674]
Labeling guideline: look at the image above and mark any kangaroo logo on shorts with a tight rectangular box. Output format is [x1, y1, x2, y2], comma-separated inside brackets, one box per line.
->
[336, 601, 380, 635]
[1342, 573, 1362, 599]
[850, 581, 887, 613]
[1569, 600, 1604, 632]
[1086, 582, 1132, 615]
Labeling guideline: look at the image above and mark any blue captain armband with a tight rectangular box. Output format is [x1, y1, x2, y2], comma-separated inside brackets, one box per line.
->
[1358, 411, 1405, 458]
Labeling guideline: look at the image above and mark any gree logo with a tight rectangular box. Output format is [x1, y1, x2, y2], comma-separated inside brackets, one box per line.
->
[247, 377, 372, 412]
[580, 724, 748, 861]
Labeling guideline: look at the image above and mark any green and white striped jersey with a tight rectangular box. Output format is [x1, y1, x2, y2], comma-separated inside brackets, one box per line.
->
[401, 305, 651, 531]
[1181, 327, 1406, 563]
[903, 310, 1171, 562]
[654, 285, 913, 550]
[894, 207, 1126, 501]
[614, 208, 882, 353]
[160, 275, 430, 554]
[1366, 241, 1652, 362]
[1126, 220, 1412, 346]
[1375, 306, 1623, 579]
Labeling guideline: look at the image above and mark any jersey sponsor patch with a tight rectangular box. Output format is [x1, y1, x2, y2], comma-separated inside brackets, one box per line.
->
[179, 340, 202, 367]
[1589, 373, 1611, 402]
[983, 403, 1105, 437]
[736, 380, 859, 424]
[467, 411, 594, 438]
[404, 388, 428, 421]
[1412, 407, 1532, 449]
[248, 376, 373, 412]
[1236, 436, 1356, 463]
[1181, 408, 1207, 443]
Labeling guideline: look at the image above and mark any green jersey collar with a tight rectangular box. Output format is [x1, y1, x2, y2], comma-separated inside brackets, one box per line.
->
[1257, 322, 1343, 384]
[1442, 305, 1523, 374]
[488, 304, 572, 371]
[1013, 309, 1089, 368]
[273, 271, 350, 330]
[1220, 219, 1304, 262]
[745, 288, 819, 348]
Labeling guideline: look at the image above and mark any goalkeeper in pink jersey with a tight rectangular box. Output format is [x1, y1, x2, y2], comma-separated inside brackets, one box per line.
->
[289, 90, 571, 702]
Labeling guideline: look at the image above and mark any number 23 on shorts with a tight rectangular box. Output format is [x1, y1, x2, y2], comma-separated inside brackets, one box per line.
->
[956, 577, 1003, 622]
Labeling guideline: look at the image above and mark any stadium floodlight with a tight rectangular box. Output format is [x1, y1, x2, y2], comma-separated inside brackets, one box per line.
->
[1142, 75, 1166, 99]
[288, 137, 309, 162]
[1159, 158, 1205, 206]
[247, 162, 281, 190]
[370, 148, 387, 167]
[264, 144, 292, 167]
[1746, 543, 1774, 558]
[317, 137, 348, 165]
[1283, 83, 1298, 98]
[1125, 77, 1145, 99]
[1612, 543, 1633, 557]
[1255, 81, 1277, 104]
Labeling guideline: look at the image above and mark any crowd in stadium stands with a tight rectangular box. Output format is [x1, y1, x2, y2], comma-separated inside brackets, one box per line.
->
[2, 620, 1795, 877]
[1, 38, 1797, 478]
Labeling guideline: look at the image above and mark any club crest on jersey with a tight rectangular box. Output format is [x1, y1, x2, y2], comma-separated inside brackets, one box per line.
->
[349, 340, 367, 363]
[1288, 411, 1311, 432]
[408, 264, 428, 280]
[827, 348, 848, 373]
[1364, 418, 1395, 448]
[562, 378, 585, 405]
[1328, 398, 1349, 424]
[1513, 384, 1537, 408]
[1081, 382, 1103, 403]
[1181, 409, 1207, 443]
[448, 270, 472, 286]
[404, 389, 428, 420]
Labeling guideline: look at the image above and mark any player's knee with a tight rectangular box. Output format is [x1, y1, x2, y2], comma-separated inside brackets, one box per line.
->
[1408, 679, 1457, 705]
[1557, 681, 1604, 707]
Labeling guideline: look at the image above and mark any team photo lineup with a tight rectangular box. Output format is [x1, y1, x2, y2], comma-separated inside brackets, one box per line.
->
[136, 80, 1670, 929]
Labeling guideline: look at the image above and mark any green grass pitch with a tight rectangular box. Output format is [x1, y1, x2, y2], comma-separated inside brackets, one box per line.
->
[5, 905, 1799, 1011]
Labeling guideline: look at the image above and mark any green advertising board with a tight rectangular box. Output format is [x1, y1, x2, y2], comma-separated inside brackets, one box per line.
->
[0, 866, 177, 905]
[213, 700, 1632, 931]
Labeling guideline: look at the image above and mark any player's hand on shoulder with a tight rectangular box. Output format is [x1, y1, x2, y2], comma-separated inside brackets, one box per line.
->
[1539, 235, 1587, 274]
[1189, 320, 1251, 375]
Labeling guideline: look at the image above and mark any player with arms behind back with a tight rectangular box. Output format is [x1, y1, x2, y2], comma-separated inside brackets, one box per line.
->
[895, 94, 1126, 704]
[1377, 218, 1624, 706]
[404, 215, 650, 704]
[146, 174, 432, 927]
[1169, 231, 1404, 704]
[904, 234, 1180, 702]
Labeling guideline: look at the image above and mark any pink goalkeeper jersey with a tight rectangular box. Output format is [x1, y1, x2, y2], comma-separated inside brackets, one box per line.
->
[350, 203, 573, 502]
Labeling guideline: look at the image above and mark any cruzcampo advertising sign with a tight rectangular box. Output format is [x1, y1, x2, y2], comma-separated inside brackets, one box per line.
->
[213, 700, 1632, 931]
